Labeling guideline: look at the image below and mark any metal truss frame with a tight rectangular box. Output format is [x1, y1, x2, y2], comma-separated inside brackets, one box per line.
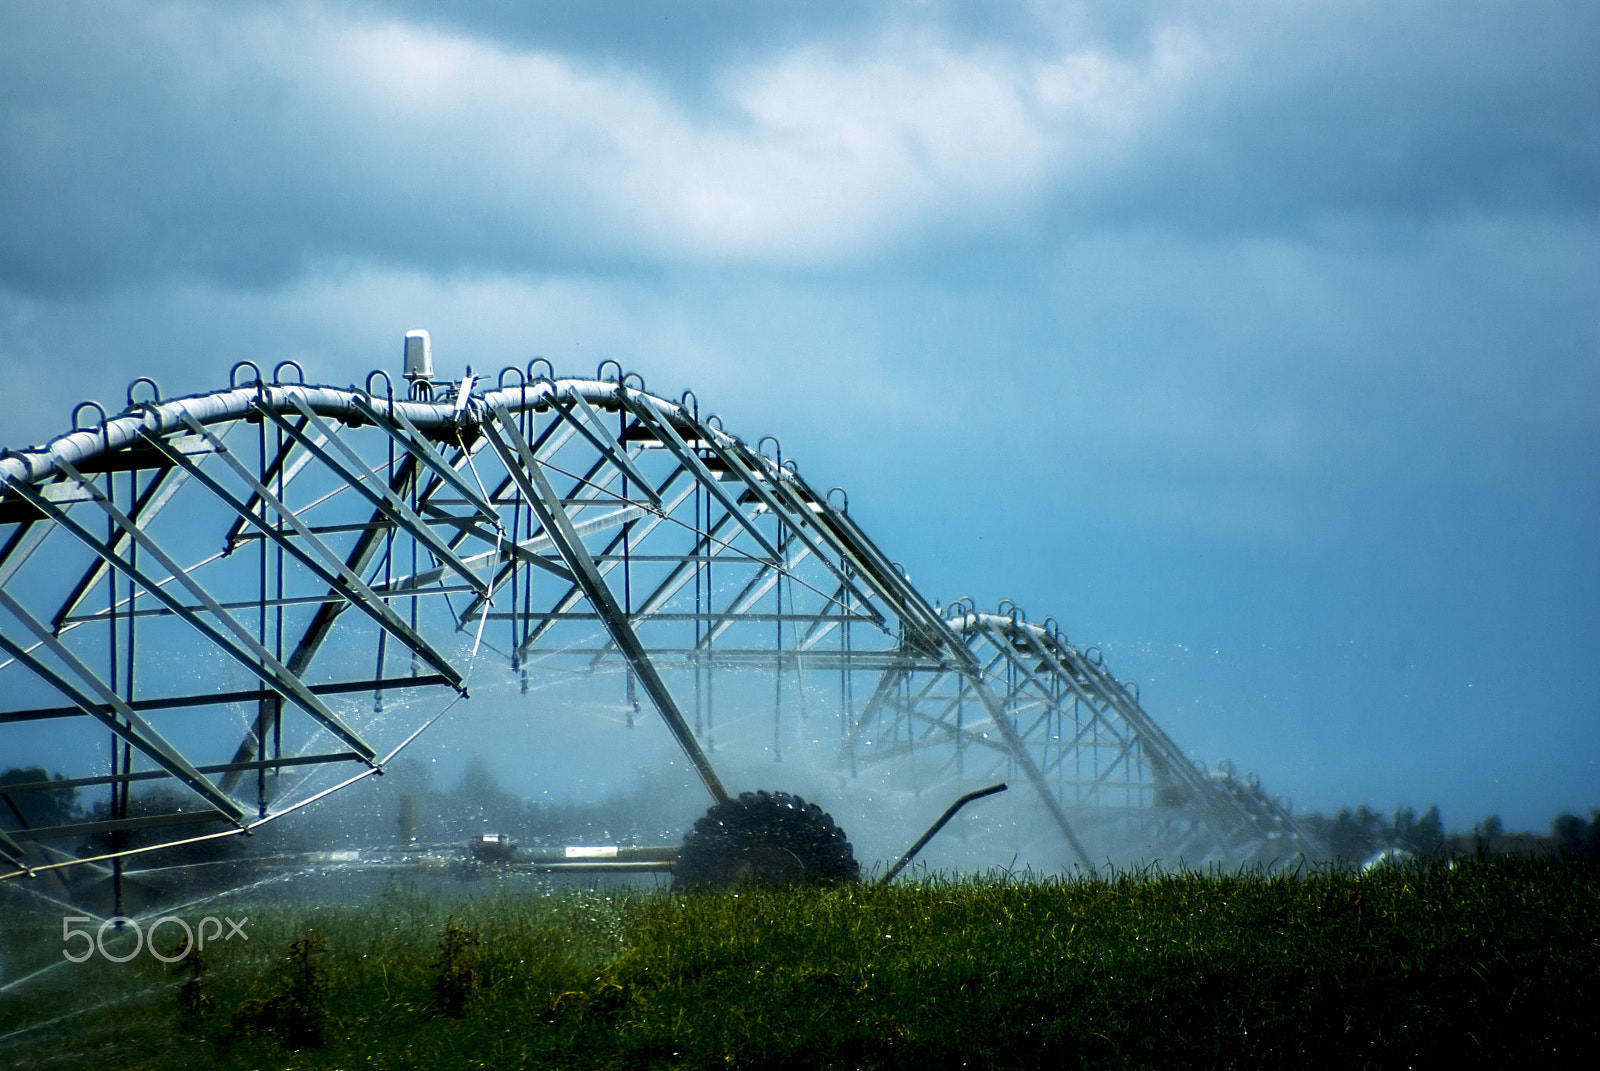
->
[0, 362, 1321, 887]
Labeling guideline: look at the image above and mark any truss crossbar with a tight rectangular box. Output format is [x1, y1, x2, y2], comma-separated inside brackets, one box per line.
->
[0, 372, 1321, 879]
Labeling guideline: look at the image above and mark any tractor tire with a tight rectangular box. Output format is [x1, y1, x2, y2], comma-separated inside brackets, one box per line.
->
[675, 790, 861, 892]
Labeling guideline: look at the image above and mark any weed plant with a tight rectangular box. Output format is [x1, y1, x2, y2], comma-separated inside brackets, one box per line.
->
[431, 915, 484, 1017]
[229, 932, 331, 1047]
[1, 856, 1595, 1068]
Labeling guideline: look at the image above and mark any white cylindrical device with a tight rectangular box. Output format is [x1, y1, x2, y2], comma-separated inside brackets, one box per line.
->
[403, 329, 433, 381]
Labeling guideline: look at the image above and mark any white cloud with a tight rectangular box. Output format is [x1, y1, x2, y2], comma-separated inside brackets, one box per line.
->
[300, 13, 1207, 263]
[1, 2, 1212, 285]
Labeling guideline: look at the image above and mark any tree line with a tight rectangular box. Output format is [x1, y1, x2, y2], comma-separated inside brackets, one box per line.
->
[7, 764, 1599, 864]
[1295, 802, 1600, 863]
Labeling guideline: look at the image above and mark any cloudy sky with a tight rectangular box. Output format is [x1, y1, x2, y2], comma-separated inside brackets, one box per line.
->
[2, 0, 1595, 832]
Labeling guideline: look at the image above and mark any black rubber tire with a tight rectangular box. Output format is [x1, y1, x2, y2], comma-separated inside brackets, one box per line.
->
[674, 790, 861, 892]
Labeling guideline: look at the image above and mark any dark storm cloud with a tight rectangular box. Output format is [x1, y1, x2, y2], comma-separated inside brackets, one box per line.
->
[1084, 2, 1600, 236]
[380, 0, 889, 78]
[0, 2, 632, 294]
[1, 1, 1594, 300]
[402, 0, 1600, 230]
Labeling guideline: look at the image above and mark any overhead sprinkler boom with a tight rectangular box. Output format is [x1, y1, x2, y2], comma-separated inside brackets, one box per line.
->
[0, 334, 1324, 909]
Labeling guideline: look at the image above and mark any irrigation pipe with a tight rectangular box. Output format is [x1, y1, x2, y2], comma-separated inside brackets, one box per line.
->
[878, 783, 1008, 886]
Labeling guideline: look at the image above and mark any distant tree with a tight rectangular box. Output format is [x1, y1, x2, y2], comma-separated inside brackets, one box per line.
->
[1320, 806, 1385, 862]
[1405, 805, 1446, 856]
[452, 755, 503, 802]
[1392, 806, 1416, 846]
[1302, 802, 1448, 863]
[1553, 813, 1585, 853]
[1359, 805, 1388, 843]
[0, 767, 79, 829]
[37, 784, 253, 908]
[1552, 811, 1600, 858]
[448, 754, 527, 837]
[384, 755, 435, 796]
[1476, 814, 1503, 853]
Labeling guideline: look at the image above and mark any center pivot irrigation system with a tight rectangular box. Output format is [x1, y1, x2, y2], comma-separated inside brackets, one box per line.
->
[0, 333, 1321, 900]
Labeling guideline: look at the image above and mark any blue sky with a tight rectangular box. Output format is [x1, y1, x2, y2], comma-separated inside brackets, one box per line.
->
[1, 0, 1596, 833]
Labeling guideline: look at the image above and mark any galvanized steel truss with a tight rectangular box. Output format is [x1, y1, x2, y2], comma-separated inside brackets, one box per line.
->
[0, 362, 1320, 882]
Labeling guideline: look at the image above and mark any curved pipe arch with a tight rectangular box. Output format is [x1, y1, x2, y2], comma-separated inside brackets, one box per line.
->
[0, 366, 1319, 881]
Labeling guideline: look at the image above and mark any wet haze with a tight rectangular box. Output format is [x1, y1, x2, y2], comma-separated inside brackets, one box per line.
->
[1, 1, 1596, 836]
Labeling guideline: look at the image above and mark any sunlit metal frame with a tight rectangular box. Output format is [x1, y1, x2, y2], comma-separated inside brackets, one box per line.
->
[0, 360, 1321, 888]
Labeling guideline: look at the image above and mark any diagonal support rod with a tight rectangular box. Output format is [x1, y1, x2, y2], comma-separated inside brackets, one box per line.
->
[261, 394, 489, 597]
[6, 465, 378, 765]
[155, 418, 465, 691]
[555, 390, 664, 509]
[0, 591, 247, 825]
[617, 394, 785, 566]
[346, 394, 502, 524]
[484, 404, 729, 805]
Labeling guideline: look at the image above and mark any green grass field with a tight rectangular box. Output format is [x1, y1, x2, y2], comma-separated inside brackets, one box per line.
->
[2, 855, 1596, 1069]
